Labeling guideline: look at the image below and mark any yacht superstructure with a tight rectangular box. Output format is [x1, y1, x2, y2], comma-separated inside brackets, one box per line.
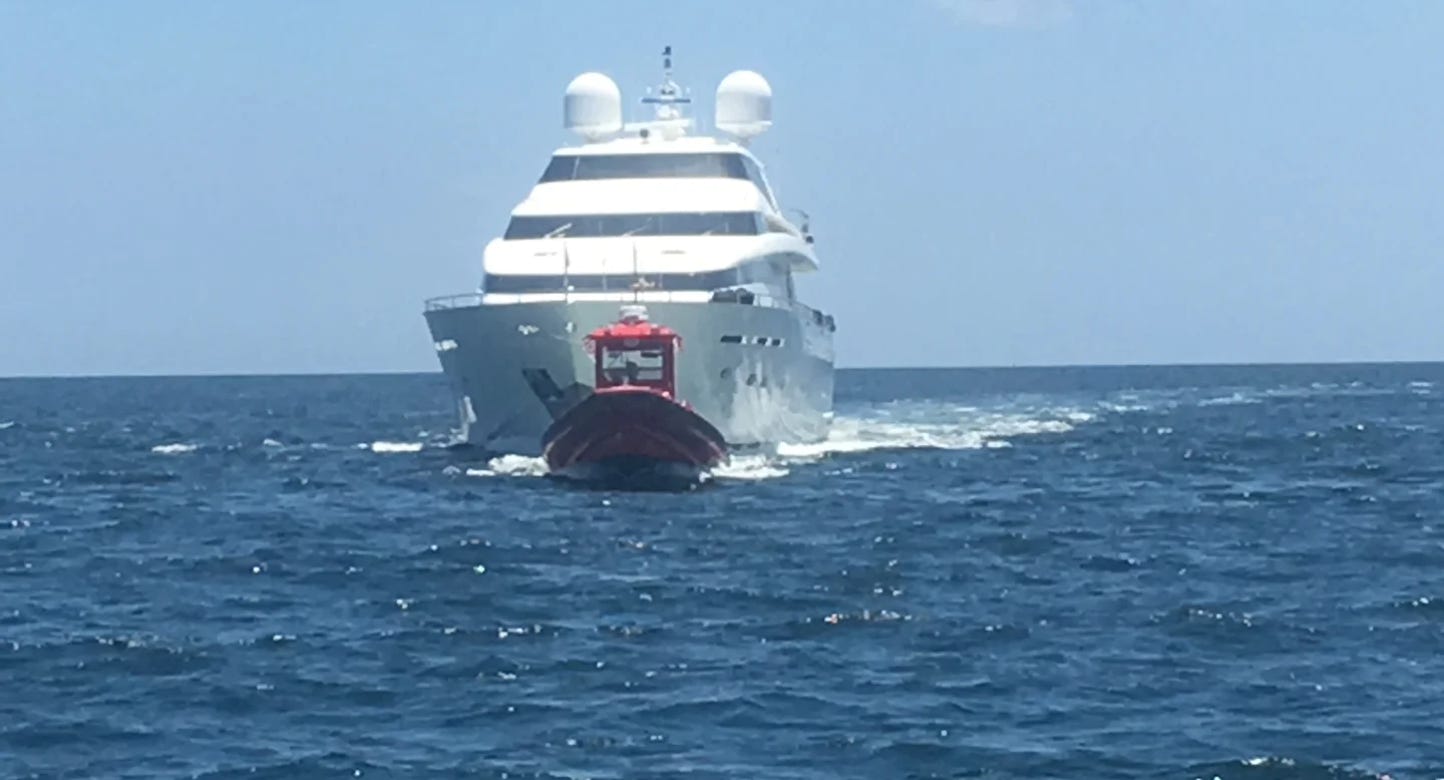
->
[424, 50, 835, 454]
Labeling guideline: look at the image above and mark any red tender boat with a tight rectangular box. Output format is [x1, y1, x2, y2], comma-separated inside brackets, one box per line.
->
[541, 305, 729, 484]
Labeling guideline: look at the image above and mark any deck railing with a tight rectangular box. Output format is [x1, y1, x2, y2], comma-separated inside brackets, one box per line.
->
[424, 293, 484, 312]
[423, 289, 834, 332]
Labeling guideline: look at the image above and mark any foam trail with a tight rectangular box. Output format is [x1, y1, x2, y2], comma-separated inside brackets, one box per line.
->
[710, 454, 790, 481]
[452, 401, 1092, 482]
[777, 404, 1086, 463]
[465, 454, 548, 478]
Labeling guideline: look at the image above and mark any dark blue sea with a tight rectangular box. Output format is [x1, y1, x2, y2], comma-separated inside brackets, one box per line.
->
[2, 364, 1442, 779]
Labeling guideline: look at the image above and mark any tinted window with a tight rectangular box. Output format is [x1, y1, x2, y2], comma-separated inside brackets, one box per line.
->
[764, 214, 794, 234]
[600, 343, 667, 385]
[504, 212, 763, 239]
[539, 153, 750, 183]
[539, 156, 578, 182]
[484, 267, 743, 294]
[739, 156, 777, 208]
[483, 256, 794, 295]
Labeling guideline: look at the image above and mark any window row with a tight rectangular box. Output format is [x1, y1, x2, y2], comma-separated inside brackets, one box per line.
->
[504, 212, 768, 240]
[538, 152, 778, 209]
[483, 258, 790, 294]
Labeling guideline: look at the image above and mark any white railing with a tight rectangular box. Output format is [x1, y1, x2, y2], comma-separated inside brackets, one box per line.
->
[424, 293, 484, 312]
[423, 288, 835, 332]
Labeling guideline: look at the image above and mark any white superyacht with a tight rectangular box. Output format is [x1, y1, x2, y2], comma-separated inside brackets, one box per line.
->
[424, 50, 836, 454]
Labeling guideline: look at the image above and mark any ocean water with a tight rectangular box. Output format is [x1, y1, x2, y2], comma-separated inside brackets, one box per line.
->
[2, 364, 1442, 779]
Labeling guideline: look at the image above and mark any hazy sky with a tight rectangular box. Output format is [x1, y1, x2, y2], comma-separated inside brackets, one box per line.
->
[3, 1, 1442, 376]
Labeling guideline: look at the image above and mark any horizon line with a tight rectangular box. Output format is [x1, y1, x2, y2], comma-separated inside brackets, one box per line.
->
[2, 357, 1442, 381]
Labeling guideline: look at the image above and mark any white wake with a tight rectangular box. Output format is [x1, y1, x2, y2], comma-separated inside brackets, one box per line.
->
[453, 454, 549, 478]
[456, 401, 1092, 483]
[775, 405, 1090, 463]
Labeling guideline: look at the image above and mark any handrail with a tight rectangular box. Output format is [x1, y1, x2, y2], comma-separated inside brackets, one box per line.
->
[424, 288, 835, 331]
[424, 293, 483, 312]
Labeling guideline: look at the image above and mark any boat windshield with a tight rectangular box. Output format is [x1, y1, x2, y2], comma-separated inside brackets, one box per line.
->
[598, 343, 667, 387]
[541, 153, 746, 182]
[504, 212, 763, 240]
[537, 153, 778, 208]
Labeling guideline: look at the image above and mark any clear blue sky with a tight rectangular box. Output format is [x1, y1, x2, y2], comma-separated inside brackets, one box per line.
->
[3, 1, 1441, 376]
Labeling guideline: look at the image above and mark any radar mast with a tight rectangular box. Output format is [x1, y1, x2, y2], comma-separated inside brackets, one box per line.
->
[638, 46, 693, 138]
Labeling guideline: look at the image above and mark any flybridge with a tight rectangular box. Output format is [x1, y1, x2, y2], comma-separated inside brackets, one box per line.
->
[563, 47, 773, 144]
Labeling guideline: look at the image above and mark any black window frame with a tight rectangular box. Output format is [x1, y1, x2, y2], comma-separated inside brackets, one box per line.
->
[482, 256, 790, 295]
[483, 267, 743, 294]
[538, 153, 751, 183]
[537, 152, 779, 209]
[503, 211, 765, 240]
[739, 155, 778, 209]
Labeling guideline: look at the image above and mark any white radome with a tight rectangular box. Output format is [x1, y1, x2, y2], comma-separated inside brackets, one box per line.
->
[564, 72, 623, 140]
[715, 70, 772, 139]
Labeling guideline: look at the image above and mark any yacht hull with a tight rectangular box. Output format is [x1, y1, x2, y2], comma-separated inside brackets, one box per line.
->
[424, 298, 834, 455]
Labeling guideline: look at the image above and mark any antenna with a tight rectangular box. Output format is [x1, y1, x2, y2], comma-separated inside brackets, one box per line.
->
[640, 45, 691, 121]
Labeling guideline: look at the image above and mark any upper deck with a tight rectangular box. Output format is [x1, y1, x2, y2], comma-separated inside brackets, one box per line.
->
[517, 136, 781, 217]
[477, 50, 819, 290]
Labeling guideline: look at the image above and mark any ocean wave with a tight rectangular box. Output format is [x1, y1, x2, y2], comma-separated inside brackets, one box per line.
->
[1273, 385, 1394, 399]
[1098, 401, 1153, 413]
[1185, 755, 1397, 779]
[1199, 392, 1264, 407]
[150, 442, 198, 455]
[0, 420, 15, 430]
[367, 441, 424, 454]
[1103, 381, 1423, 413]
